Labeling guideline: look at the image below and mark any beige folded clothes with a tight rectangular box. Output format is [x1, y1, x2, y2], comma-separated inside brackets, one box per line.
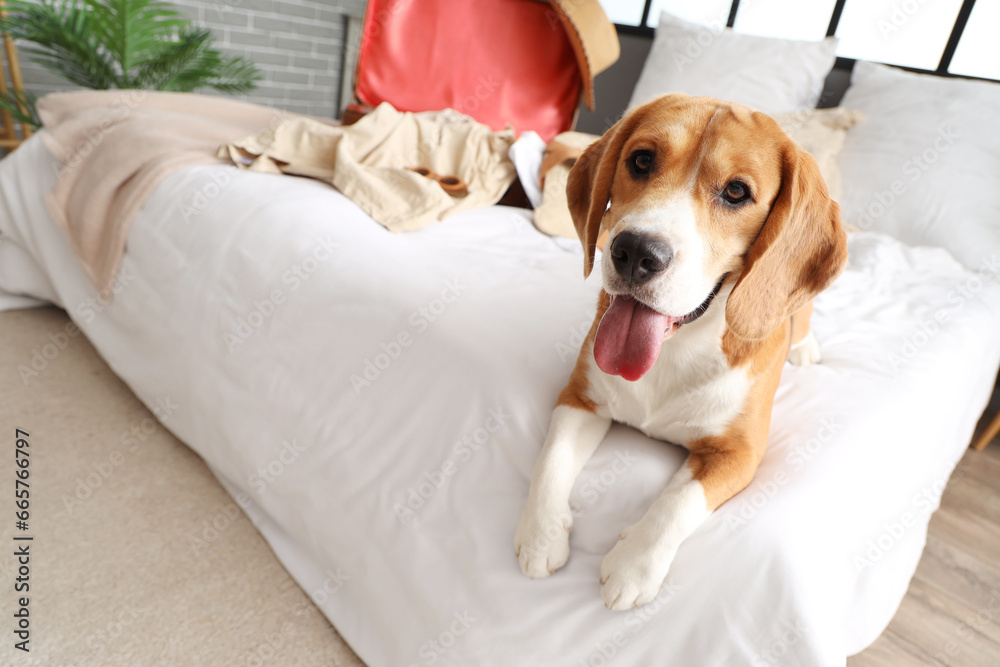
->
[218, 102, 517, 232]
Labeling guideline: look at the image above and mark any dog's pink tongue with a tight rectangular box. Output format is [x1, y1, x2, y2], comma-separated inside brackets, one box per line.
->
[594, 296, 671, 381]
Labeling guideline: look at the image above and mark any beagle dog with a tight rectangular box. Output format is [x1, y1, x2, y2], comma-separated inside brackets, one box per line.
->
[515, 94, 848, 610]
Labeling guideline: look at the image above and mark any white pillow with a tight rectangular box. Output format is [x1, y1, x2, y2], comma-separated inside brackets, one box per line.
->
[629, 11, 838, 114]
[838, 61, 1000, 275]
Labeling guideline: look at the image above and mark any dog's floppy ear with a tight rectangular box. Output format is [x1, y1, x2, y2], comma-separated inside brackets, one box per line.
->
[726, 141, 848, 342]
[566, 112, 640, 278]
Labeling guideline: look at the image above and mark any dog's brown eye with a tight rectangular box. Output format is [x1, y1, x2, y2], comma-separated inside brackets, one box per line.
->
[629, 150, 654, 176]
[722, 180, 750, 205]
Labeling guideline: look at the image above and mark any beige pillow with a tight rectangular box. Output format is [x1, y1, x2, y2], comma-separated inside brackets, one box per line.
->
[533, 131, 601, 240]
[532, 108, 864, 241]
[773, 107, 865, 202]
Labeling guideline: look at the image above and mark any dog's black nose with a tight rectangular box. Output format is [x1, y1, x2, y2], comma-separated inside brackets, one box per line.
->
[609, 232, 673, 286]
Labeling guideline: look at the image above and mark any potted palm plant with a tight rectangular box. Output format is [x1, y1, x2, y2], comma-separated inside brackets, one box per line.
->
[0, 0, 259, 128]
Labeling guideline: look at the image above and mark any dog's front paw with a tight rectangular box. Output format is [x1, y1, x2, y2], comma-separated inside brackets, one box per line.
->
[787, 330, 821, 366]
[599, 524, 675, 611]
[515, 504, 573, 579]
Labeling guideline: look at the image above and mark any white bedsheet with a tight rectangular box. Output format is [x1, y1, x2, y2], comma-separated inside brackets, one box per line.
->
[2, 135, 999, 666]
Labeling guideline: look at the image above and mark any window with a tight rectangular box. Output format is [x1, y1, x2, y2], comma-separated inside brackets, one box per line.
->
[834, 0, 965, 70]
[597, 0, 646, 26]
[599, 0, 998, 82]
[645, 0, 733, 27]
[733, 0, 838, 41]
[949, 0, 1000, 79]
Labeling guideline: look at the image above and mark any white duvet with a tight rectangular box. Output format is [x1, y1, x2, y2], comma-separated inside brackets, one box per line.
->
[2, 135, 999, 666]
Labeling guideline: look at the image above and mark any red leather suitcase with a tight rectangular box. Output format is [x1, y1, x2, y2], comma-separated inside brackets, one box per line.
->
[348, 0, 619, 141]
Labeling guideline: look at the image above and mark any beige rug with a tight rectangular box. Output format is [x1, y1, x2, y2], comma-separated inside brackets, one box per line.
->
[0, 306, 364, 666]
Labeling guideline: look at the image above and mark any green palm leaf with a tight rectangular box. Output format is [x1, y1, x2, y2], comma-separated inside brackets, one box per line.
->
[0, 89, 42, 130]
[2, 1, 119, 88]
[82, 0, 185, 73]
[0, 0, 258, 100]
[188, 54, 259, 94]
[129, 27, 259, 93]
[126, 26, 212, 89]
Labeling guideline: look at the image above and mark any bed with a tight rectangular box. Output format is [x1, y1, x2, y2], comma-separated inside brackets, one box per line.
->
[2, 5, 1000, 667]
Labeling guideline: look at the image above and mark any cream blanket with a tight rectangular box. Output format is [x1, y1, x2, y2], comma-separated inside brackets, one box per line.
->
[36, 92, 515, 294]
[38, 91, 289, 293]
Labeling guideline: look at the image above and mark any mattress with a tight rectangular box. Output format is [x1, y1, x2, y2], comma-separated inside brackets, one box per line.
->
[2, 135, 999, 666]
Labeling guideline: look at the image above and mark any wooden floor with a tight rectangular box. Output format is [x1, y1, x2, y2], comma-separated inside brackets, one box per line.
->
[848, 390, 1000, 667]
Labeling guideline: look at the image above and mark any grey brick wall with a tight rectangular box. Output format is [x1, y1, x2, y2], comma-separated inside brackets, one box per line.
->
[14, 0, 368, 118]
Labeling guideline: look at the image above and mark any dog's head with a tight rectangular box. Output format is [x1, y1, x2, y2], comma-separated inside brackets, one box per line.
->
[567, 94, 847, 380]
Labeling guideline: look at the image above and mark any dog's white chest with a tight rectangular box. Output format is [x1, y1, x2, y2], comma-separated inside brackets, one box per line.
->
[587, 295, 751, 445]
